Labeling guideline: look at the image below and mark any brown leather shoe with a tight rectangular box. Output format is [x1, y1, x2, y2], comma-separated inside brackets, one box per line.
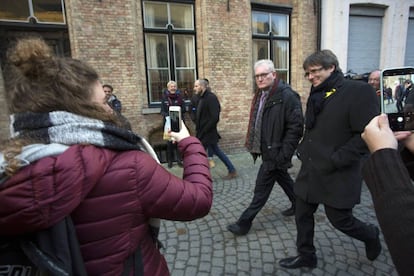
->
[223, 171, 237, 180]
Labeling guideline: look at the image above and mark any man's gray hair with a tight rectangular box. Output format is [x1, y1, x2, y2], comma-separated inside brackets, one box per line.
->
[254, 59, 275, 72]
[197, 78, 208, 88]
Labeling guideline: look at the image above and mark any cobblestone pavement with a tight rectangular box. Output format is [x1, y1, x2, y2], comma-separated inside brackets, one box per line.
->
[160, 152, 398, 276]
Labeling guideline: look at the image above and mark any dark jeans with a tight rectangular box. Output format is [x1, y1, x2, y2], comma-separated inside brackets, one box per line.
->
[295, 197, 378, 256]
[205, 143, 236, 173]
[238, 164, 296, 226]
[397, 100, 404, 112]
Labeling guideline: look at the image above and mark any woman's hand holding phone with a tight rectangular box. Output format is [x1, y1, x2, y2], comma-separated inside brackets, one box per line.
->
[362, 113, 414, 154]
[362, 114, 399, 153]
[168, 120, 190, 143]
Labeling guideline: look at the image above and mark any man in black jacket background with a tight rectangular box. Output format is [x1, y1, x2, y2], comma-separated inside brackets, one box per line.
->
[193, 79, 237, 179]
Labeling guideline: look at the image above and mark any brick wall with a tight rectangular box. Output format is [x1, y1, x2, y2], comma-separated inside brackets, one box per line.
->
[65, 0, 157, 136]
[0, 0, 318, 152]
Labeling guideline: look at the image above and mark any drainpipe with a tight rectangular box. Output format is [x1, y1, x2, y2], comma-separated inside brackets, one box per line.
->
[314, 0, 322, 50]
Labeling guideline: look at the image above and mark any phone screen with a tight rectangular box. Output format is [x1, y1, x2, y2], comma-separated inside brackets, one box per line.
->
[169, 109, 181, 132]
[381, 67, 414, 131]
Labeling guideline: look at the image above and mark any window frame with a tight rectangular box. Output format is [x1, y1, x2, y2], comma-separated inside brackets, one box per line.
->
[142, 0, 197, 107]
[251, 3, 292, 83]
[0, 0, 66, 25]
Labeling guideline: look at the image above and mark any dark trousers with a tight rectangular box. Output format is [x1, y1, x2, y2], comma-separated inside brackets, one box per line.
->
[166, 141, 181, 165]
[397, 100, 404, 112]
[295, 196, 377, 256]
[238, 164, 296, 226]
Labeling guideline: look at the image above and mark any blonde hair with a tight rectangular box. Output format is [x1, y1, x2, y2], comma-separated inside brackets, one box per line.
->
[167, 80, 177, 89]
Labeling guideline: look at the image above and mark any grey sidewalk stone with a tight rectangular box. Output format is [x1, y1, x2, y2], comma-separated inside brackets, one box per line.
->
[160, 152, 398, 276]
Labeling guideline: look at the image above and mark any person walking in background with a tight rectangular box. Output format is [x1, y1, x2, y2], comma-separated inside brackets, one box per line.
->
[103, 84, 122, 113]
[403, 79, 414, 112]
[227, 59, 304, 236]
[279, 50, 381, 269]
[193, 79, 237, 179]
[161, 80, 185, 168]
[0, 37, 213, 275]
[384, 84, 393, 105]
[396, 81, 406, 113]
[190, 79, 215, 168]
[361, 113, 414, 276]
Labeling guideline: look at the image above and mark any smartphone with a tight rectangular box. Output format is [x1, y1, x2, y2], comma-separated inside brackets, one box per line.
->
[380, 66, 414, 131]
[169, 106, 182, 132]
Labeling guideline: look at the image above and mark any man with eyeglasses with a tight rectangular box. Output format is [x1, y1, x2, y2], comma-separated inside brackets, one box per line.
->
[279, 50, 381, 269]
[227, 59, 304, 236]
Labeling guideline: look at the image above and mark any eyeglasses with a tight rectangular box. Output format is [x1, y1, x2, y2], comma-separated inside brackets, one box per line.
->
[304, 67, 324, 78]
[254, 71, 273, 80]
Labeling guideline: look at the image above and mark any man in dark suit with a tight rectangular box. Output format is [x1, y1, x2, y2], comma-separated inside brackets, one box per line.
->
[193, 79, 237, 179]
[279, 50, 381, 269]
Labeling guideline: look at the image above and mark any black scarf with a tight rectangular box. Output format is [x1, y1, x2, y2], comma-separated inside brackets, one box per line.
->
[305, 71, 343, 129]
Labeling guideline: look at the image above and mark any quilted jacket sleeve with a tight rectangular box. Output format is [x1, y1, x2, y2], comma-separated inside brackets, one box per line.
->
[135, 136, 213, 220]
[0, 145, 111, 235]
[362, 148, 414, 276]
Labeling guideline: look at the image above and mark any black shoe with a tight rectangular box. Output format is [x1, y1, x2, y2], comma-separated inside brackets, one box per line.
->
[227, 223, 250, 236]
[279, 254, 317, 269]
[365, 226, 382, 261]
[281, 205, 295, 217]
[168, 163, 173, 168]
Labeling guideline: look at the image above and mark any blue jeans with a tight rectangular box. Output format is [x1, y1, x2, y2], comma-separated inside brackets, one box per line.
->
[206, 143, 236, 173]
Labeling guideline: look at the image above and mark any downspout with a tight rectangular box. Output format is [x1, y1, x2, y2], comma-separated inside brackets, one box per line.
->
[315, 0, 322, 50]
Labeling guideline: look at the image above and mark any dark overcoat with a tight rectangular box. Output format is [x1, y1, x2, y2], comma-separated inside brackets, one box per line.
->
[196, 89, 220, 146]
[295, 78, 380, 209]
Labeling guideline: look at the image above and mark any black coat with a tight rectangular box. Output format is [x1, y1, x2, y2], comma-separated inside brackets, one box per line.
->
[195, 89, 220, 146]
[295, 78, 380, 208]
[260, 80, 304, 170]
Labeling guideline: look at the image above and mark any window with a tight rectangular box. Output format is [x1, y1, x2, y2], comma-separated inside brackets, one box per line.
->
[251, 5, 291, 82]
[347, 4, 384, 74]
[143, 1, 196, 106]
[405, 8, 414, 66]
[0, 0, 66, 24]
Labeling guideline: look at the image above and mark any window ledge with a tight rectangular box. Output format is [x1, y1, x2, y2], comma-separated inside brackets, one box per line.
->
[142, 107, 161, 114]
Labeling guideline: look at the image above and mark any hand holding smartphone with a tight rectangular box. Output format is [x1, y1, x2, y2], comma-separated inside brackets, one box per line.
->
[169, 106, 182, 132]
[380, 66, 414, 131]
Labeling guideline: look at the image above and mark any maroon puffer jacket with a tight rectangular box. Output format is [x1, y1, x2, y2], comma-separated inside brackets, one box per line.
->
[0, 136, 212, 275]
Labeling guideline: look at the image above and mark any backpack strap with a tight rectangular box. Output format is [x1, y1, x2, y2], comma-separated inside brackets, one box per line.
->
[122, 245, 143, 276]
[21, 216, 88, 276]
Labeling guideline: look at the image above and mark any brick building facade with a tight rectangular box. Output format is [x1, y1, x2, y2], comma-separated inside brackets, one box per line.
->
[0, 0, 318, 153]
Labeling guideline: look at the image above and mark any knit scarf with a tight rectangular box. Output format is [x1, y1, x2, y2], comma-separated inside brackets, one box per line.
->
[166, 91, 184, 107]
[1, 111, 162, 247]
[305, 70, 342, 129]
[245, 81, 278, 161]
